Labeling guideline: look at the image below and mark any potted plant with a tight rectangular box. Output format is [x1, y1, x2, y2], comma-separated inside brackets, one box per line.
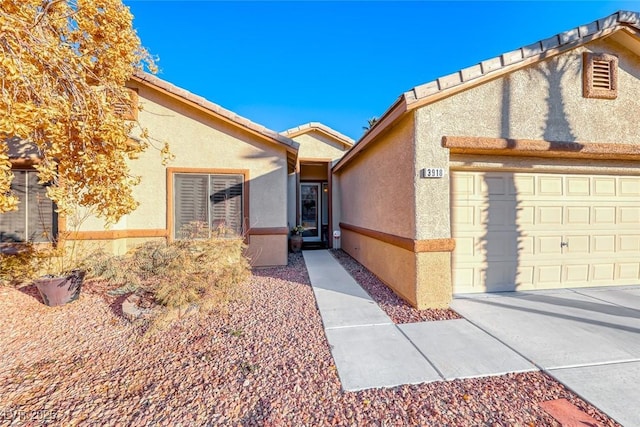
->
[289, 225, 304, 253]
[31, 209, 95, 307]
[33, 244, 88, 307]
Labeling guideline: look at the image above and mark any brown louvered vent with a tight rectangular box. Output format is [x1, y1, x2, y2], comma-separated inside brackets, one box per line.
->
[114, 87, 139, 120]
[583, 53, 618, 99]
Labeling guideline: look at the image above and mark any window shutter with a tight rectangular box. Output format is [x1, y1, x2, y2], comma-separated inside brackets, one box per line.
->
[210, 175, 243, 236]
[0, 171, 54, 243]
[26, 172, 54, 242]
[174, 174, 208, 239]
[1, 171, 27, 242]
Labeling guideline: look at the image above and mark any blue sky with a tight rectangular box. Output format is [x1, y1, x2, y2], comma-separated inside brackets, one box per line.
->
[124, 1, 637, 140]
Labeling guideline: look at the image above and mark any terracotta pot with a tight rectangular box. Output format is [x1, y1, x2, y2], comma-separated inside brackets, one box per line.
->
[34, 270, 85, 307]
[290, 235, 303, 253]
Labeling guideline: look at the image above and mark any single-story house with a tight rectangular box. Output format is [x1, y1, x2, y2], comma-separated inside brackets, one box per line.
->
[3, 73, 351, 268]
[334, 10, 640, 308]
[3, 10, 640, 308]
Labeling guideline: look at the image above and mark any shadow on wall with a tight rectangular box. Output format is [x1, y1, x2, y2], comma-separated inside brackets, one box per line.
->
[528, 54, 579, 143]
[479, 172, 523, 292]
[476, 55, 582, 292]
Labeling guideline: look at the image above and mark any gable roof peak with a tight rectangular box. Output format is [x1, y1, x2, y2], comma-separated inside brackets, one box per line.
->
[131, 71, 299, 172]
[404, 10, 640, 107]
[335, 10, 640, 173]
[281, 122, 354, 147]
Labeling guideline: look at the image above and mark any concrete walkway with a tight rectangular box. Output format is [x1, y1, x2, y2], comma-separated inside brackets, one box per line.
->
[303, 250, 535, 391]
[303, 250, 640, 425]
[452, 287, 640, 427]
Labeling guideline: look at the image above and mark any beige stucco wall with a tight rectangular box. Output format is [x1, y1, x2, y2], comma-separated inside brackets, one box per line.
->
[295, 131, 350, 159]
[335, 114, 423, 304]
[341, 228, 418, 303]
[415, 37, 640, 242]
[72, 83, 290, 266]
[287, 130, 350, 232]
[405, 36, 640, 305]
[338, 114, 416, 237]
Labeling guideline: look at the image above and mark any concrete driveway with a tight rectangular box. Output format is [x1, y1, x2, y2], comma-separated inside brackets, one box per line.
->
[451, 286, 640, 427]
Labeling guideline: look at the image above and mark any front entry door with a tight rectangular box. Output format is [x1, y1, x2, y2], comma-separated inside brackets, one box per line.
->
[300, 183, 321, 242]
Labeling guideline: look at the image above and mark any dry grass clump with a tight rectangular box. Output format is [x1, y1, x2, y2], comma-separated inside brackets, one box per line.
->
[89, 236, 251, 329]
[0, 243, 39, 286]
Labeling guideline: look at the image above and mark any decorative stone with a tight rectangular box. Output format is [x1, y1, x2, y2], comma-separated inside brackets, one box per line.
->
[122, 293, 157, 321]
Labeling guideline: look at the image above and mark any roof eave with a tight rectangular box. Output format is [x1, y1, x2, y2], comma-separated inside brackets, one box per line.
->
[334, 12, 640, 174]
[333, 95, 408, 173]
[131, 73, 300, 173]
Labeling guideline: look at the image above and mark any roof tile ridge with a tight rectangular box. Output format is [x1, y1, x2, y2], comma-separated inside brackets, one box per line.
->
[405, 10, 636, 106]
[132, 71, 298, 149]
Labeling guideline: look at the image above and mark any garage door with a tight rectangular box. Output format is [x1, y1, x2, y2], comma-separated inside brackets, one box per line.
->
[452, 171, 640, 294]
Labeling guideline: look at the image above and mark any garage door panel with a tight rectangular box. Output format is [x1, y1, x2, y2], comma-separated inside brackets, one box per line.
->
[566, 207, 590, 225]
[619, 207, 640, 224]
[619, 235, 640, 252]
[517, 205, 535, 224]
[537, 265, 562, 284]
[452, 171, 640, 294]
[594, 177, 616, 196]
[618, 263, 640, 281]
[565, 235, 589, 253]
[619, 178, 640, 197]
[593, 235, 616, 253]
[564, 264, 590, 282]
[592, 264, 615, 281]
[452, 173, 476, 195]
[539, 176, 564, 196]
[594, 206, 616, 224]
[566, 177, 590, 196]
[514, 175, 535, 195]
[538, 206, 563, 225]
[538, 236, 563, 255]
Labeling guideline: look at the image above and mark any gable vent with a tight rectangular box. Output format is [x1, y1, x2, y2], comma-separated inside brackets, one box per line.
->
[583, 52, 618, 99]
[113, 87, 139, 120]
[592, 60, 612, 89]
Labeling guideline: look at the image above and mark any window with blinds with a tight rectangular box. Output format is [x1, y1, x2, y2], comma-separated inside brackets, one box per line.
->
[0, 170, 55, 243]
[583, 52, 618, 99]
[173, 173, 244, 239]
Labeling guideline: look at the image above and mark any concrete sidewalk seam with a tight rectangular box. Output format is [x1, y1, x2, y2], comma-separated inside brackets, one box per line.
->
[395, 325, 445, 380]
[450, 302, 543, 372]
[325, 322, 393, 330]
[545, 358, 640, 371]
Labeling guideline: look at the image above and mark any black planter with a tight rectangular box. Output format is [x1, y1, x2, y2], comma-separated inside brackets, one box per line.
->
[34, 270, 85, 307]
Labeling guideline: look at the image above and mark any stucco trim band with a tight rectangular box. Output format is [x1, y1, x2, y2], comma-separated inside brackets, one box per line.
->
[248, 227, 288, 236]
[339, 222, 455, 253]
[442, 136, 640, 161]
[68, 229, 169, 240]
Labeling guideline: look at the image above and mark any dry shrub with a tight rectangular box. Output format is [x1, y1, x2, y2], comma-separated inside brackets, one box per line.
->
[89, 237, 251, 328]
[0, 243, 39, 286]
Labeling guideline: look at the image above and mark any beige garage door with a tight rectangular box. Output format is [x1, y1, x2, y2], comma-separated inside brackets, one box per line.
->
[452, 171, 640, 294]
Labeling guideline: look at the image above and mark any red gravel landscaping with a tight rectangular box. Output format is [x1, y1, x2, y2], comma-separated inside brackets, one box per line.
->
[0, 253, 619, 426]
[330, 249, 461, 323]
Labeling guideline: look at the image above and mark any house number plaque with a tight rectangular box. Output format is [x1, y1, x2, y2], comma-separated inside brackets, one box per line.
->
[421, 168, 445, 178]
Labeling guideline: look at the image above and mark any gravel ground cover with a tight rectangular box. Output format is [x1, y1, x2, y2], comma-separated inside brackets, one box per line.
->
[330, 249, 461, 323]
[0, 253, 619, 426]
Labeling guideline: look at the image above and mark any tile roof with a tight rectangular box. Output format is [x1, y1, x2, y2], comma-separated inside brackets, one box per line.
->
[131, 71, 300, 153]
[281, 122, 354, 147]
[334, 10, 640, 173]
[403, 10, 640, 108]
